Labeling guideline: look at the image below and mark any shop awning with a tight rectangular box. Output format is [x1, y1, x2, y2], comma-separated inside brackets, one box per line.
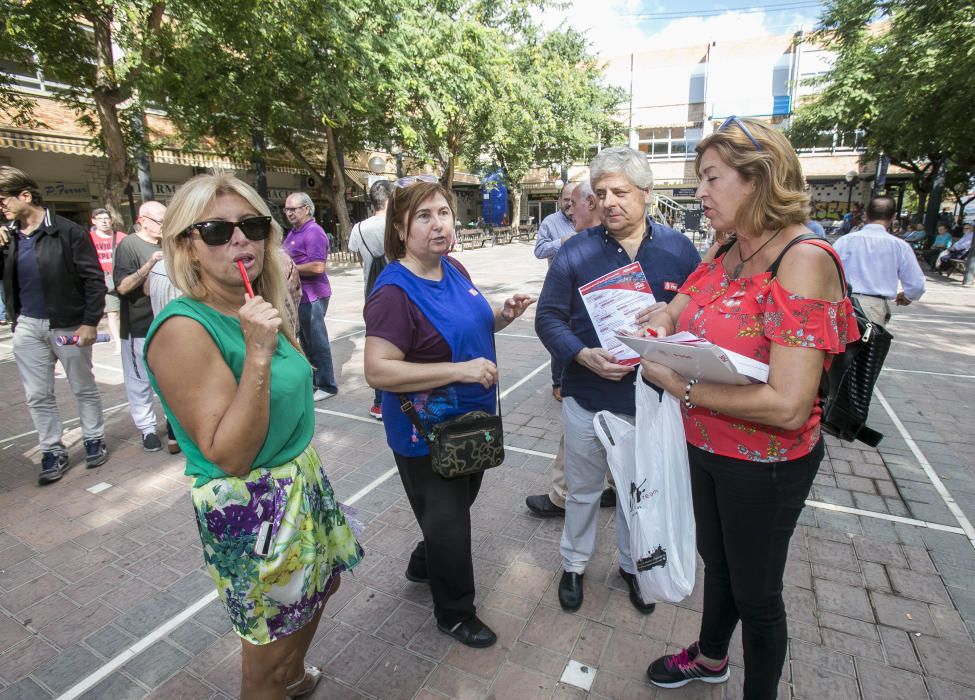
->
[0, 128, 95, 156]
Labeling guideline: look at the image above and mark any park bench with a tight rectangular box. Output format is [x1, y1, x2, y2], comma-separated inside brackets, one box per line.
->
[942, 257, 968, 280]
[512, 224, 537, 242]
[455, 228, 493, 250]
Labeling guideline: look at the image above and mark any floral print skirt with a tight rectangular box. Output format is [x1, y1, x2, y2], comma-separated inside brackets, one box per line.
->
[191, 445, 363, 645]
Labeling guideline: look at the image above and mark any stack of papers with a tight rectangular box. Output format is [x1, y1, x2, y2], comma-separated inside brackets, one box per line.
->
[616, 332, 769, 385]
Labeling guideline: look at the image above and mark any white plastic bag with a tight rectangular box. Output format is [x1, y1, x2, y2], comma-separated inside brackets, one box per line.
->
[594, 378, 696, 604]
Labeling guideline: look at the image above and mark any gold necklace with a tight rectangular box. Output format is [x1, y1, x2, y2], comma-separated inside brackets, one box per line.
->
[730, 229, 783, 279]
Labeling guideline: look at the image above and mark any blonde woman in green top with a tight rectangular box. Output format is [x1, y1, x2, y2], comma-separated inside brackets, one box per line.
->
[145, 173, 362, 699]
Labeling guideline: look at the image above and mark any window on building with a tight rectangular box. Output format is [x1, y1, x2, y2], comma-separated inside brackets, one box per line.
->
[796, 126, 866, 154]
[772, 54, 792, 116]
[637, 124, 702, 160]
[688, 64, 705, 104]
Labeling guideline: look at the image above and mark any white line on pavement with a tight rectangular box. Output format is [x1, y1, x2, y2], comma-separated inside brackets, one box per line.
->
[57, 455, 397, 700]
[883, 368, 975, 380]
[0, 401, 130, 445]
[332, 328, 366, 341]
[804, 500, 965, 535]
[58, 358, 554, 698]
[875, 388, 975, 549]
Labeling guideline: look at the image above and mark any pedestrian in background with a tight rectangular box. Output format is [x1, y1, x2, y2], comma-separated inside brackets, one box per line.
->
[0, 166, 108, 483]
[88, 207, 126, 353]
[282, 192, 339, 401]
[114, 200, 167, 452]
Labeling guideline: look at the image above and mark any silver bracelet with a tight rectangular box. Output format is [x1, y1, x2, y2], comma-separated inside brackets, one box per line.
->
[683, 379, 698, 410]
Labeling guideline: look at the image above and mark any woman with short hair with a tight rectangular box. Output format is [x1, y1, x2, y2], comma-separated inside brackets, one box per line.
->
[363, 178, 533, 648]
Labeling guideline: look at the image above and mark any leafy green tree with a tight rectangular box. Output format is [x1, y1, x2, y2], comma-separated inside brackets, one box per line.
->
[468, 27, 624, 226]
[1, 0, 165, 222]
[151, 0, 417, 241]
[789, 0, 975, 223]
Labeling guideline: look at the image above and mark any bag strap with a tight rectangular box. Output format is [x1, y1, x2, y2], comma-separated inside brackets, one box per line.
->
[358, 224, 379, 260]
[766, 233, 848, 297]
[398, 381, 502, 444]
[398, 338, 502, 444]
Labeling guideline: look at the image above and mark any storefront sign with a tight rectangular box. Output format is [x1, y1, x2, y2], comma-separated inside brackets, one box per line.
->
[42, 181, 89, 201]
[673, 188, 697, 197]
[154, 182, 180, 199]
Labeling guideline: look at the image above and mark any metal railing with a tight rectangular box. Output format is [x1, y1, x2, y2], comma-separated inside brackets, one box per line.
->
[651, 193, 686, 230]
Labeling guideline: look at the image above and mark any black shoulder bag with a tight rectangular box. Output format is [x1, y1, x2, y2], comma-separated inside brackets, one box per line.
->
[398, 386, 505, 479]
[767, 234, 891, 447]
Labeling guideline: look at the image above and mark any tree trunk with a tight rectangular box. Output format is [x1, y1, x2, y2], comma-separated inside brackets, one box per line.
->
[325, 125, 352, 245]
[510, 186, 522, 228]
[90, 15, 130, 225]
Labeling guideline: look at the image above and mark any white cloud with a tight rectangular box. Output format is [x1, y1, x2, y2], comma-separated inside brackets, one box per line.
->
[539, 1, 817, 59]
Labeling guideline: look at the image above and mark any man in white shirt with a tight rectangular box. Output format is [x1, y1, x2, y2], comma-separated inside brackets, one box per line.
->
[833, 196, 925, 326]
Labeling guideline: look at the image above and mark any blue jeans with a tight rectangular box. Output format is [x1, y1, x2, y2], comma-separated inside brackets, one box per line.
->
[298, 297, 338, 394]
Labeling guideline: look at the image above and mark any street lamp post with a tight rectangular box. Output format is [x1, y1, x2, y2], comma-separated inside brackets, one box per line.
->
[845, 170, 858, 214]
[390, 145, 404, 178]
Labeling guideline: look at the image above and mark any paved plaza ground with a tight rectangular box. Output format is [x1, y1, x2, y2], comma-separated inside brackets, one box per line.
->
[0, 239, 974, 699]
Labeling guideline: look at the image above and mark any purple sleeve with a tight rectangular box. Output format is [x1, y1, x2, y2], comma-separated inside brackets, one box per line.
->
[364, 285, 414, 355]
[305, 227, 327, 262]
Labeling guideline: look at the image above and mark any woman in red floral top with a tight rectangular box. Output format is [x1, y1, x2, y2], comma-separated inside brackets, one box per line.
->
[639, 117, 859, 699]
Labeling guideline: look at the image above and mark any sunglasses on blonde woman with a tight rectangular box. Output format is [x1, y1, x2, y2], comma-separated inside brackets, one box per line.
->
[182, 217, 273, 246]
[718, 116, 763, 151]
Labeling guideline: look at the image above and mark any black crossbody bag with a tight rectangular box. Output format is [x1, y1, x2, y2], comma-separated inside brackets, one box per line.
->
[398, 385, 505, 479]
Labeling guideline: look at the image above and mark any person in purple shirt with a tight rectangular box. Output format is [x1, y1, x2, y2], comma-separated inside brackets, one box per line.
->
[282, 192, 338, 399]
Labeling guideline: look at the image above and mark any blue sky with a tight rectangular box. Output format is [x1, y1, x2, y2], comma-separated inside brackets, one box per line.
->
[540, 0, 827, 57]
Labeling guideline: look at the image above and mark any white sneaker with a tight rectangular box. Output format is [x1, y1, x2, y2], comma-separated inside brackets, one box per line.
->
[313, 390, 335, 402]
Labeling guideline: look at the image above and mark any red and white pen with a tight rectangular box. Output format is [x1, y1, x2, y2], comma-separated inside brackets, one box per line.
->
[237, 259, 255, 299]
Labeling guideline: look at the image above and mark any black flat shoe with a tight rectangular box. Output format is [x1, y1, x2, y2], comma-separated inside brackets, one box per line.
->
[526, 494, 565, 518]
[437, 616, 497, 648]
[600, 488, 616, 508]
[559, 571, 584, 611]
[619, 568, 655, 615]
[404, 568, 430, 585]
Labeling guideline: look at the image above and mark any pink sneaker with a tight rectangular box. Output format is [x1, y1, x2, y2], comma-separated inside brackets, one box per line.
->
[647, 642, 730, 688]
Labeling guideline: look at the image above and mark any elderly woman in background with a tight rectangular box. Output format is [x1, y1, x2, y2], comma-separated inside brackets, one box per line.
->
[144, 173, 362, 699]
[638, 118, 858, 699]
[363, 178, 533, 649]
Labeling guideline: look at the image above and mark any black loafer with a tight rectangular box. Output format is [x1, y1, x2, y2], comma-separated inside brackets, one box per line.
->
[600, 488, 616, 508]
[558, 571, 584, 611]
[619, 568, 655, 615]
[526, 494, 566, 518]
[437, 616, 497, 648]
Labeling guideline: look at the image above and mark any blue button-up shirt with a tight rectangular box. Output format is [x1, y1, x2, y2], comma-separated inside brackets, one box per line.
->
[535, 217, 701, 415]
[534, 210, 576, 265]
[833, 223, 926, 301]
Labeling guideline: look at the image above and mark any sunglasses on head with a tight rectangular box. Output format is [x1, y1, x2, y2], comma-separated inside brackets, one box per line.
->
[718, 116, 763, 151]
[394, 174, 439, 189]
[182, 217, 273, 246]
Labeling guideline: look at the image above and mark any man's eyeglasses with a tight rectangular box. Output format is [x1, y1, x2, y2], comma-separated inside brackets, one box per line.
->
[283, 205, 308, 214]
[182, 217, 273, 246]
[140, 215, 163, 226]
[394, 174, 439, 189]
[718, 116, 763, 151]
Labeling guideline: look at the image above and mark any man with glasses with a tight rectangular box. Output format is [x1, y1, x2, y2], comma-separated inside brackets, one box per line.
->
[114, 200, 167, 451]
[283, 192, 338, 400]
[89, 208, 127, 353]
[0, 166, 108, 483]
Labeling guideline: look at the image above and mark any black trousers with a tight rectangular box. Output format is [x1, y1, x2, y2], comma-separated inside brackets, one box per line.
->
[393, 452, 483, 627]
[691, 440, 822, 700]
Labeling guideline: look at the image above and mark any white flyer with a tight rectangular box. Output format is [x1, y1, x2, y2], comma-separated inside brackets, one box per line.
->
[579, 262, 656, 366]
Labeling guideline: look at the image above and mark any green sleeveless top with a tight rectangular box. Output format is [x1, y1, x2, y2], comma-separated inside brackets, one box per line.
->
[144, 297, 315, 487]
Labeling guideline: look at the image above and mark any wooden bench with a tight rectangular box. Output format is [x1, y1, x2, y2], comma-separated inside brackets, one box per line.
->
[942, 257, 968, 279]
[512, 225, 537, 241]
[456, 229, 493, 250]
